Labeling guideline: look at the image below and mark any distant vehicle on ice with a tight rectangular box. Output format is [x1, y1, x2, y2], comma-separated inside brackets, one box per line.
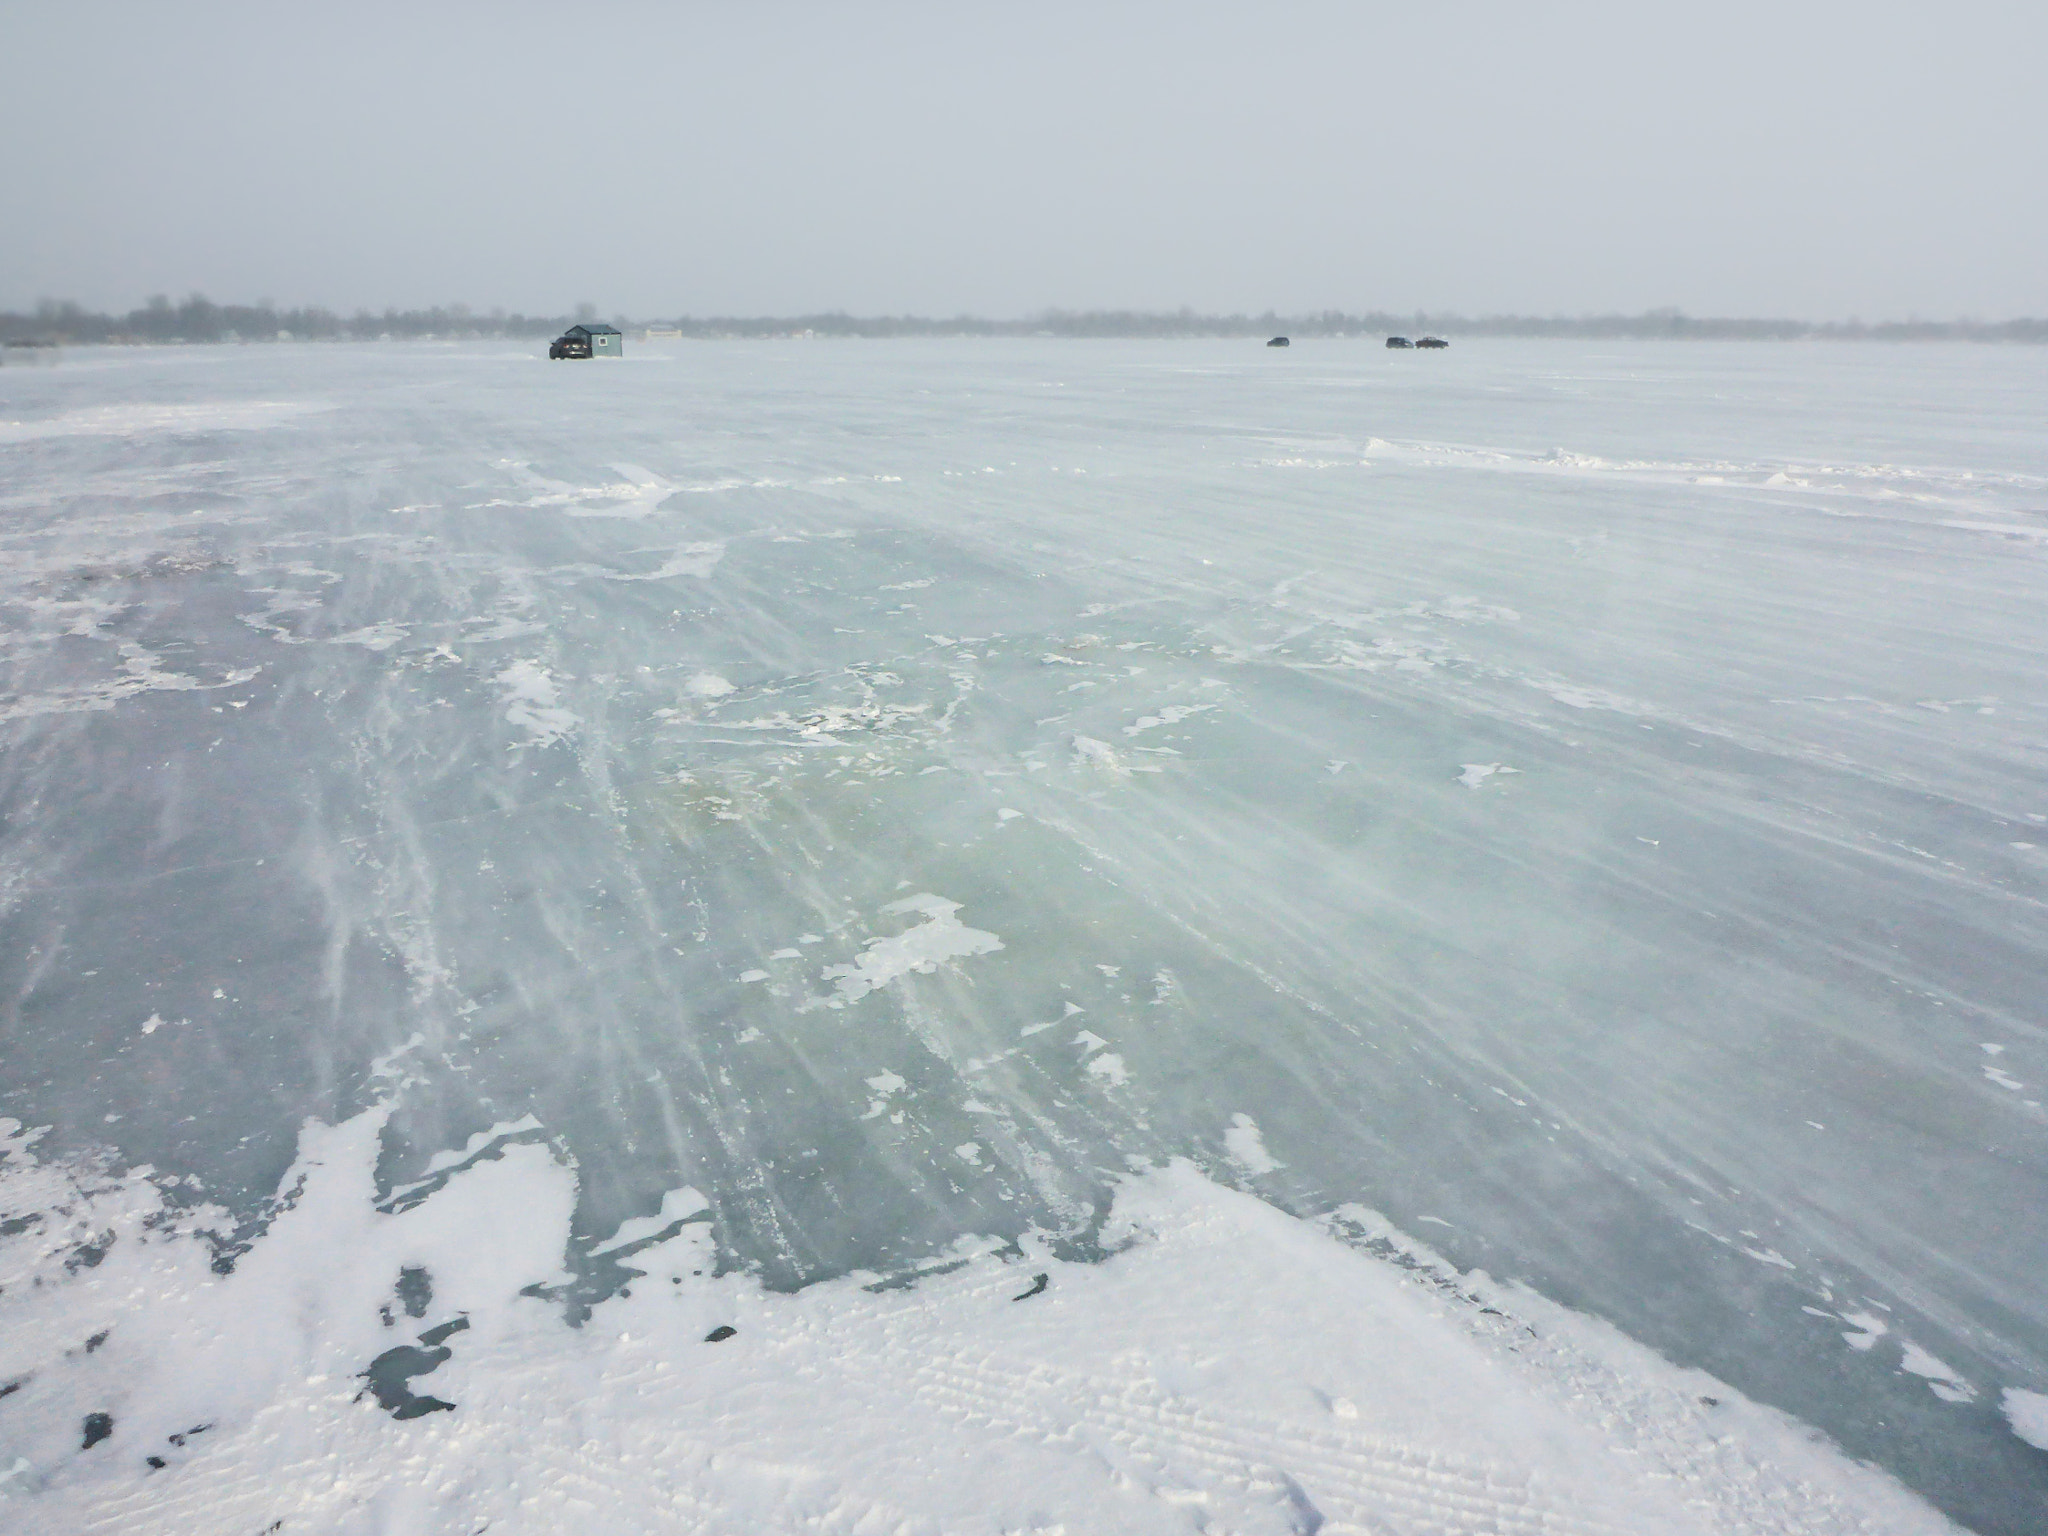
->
[1385, 336, 1413, 349]
[550, 324, 623, 359]
[1, 338, 60, 366]
[1416, 336, 1449, 349]
[1267, 336, 1290, 347]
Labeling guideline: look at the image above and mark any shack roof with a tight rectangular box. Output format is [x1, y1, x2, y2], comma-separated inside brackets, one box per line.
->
[565, 324, 623, 337]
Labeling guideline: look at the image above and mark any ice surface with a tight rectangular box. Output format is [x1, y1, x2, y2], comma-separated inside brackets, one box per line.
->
[2, 337, 2046, 1531]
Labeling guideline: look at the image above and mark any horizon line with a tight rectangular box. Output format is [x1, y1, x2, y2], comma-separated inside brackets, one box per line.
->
[6, 299, 2045, 345]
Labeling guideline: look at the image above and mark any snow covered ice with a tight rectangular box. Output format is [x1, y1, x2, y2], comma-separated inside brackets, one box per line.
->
[1, 336, 2045, 1533]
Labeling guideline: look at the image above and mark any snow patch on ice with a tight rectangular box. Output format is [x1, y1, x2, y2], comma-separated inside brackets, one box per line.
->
[1123, 703, 1215, 737]
[495, 660, 578, 746]
[861, 1071, 907, 1120]
[590, 1187, 710, 1256]
[574, 464, 675, 518]
[2002, 1387, 2048, 1449]
[327, 622, 409, 652]
[0, 645, 259, 726]
[1223, 1113, 1283, 1175]
[1838, 1310, 1889, 1351]
[1738, 1244, 1796, 1270]
[610, 541, 725, 580]
[1898, 1340, 1976, 1403]
[1085, 1053, 1129, 1087]
[0, 1113, 1966, 1536]
[1458, 763, 1521, 788]
[1072, 734, 1127, 775]
[818, 895, 1003, 1006]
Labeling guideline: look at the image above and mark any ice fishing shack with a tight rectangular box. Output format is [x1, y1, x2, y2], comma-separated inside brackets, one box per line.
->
[550, 323, 623, 359]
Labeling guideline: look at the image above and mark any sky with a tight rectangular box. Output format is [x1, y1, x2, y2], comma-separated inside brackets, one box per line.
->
[3, 0, 2043, 320]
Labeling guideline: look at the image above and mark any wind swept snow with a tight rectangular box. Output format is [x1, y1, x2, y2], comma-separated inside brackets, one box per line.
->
[3, 337, 2045, 1533]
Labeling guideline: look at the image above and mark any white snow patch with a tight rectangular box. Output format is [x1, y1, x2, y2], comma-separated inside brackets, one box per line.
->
[1738, 1244, 1796, 1270]
[1897, 1340, 1976, 1402]
[327, 622, 409, 652]
[1458, 763, 1521, 788]
[1223, 1113, 1283, 1175]
[367, 1031, 428, 1082]
[384, 1115, 547, 1202]
[1123, 703, 1215, 737]
[862, 1070, 908, 1120]
[612, 541, 725, 580]
[566, 464, 676, 519]
[1072, 734, 1128, 775]
[684, 671, 736, 698]
[1085, 1053, 1129, 1087]
[590, 1187, 711, 1256]
[818, 895, 1004, 1006]
[0, 1119, 1963, 1536]
[2002, 1388, 2048, 1449]
[495, 660, 579, 746]
[0, 645, 259, 726]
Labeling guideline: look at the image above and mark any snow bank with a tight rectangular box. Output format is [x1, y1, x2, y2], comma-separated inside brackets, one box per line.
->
[0, 1110, 1959, 1536]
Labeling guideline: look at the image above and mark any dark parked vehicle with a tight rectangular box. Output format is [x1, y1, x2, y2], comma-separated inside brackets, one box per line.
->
[1416, 336, 1449, 349]
[1267, 335, 1290, 347]
[549, 324, 622, 359]
[1386, 336, 1413, 349]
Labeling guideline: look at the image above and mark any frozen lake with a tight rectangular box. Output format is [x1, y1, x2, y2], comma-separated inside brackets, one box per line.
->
[3, 336, 2046, 1532]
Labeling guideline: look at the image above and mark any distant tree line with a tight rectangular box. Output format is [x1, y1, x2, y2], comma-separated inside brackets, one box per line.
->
[0, 294, 595, 345]
[5, 295, 2044, 345]
[654, 308, 2048, 342]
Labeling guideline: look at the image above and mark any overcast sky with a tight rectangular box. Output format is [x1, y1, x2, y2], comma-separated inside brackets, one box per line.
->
[4, 0, 2043, 319]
